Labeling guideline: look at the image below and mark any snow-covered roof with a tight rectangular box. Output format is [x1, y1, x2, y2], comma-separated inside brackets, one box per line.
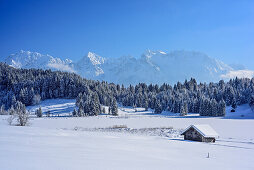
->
[181, 124, 219, 138]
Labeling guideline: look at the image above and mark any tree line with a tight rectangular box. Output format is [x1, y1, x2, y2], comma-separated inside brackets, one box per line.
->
[1, 62, 254, 119]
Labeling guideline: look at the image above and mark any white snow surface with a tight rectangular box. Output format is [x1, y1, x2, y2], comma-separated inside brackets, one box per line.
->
[221, 69, 254, 79]
[2, 50, 253, 85]
[1, 99, 254, 170]
[182, 124, 219, 138]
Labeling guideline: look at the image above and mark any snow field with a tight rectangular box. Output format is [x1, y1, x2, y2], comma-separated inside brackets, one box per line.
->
[1, 99, 254, 170]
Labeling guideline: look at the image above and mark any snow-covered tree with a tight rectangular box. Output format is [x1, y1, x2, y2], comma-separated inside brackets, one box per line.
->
[218, 99, 226, 117]
[1, 62, 254, 118]
[77, 107, 84, 117]
[35, 107, 43, 117]
[32, 94, 41, 105]
[89, 93, 101, 116]
[72, 108, 77, 117]
[15, 101, 29, 126]
[0, 105, 6, 115]
[144, 100, 148, 111]
[180, 105, 186, 116]
[154, 99, 162, 114]
[108, 107, 111, 115]
[102, 107, 106, 114]
[231, 98, 237, 112]
[249, 95, 254, 112]
[110, 98, 118, 116]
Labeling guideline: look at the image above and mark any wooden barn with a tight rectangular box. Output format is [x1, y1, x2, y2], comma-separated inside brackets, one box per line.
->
[181, 124, 219, 143]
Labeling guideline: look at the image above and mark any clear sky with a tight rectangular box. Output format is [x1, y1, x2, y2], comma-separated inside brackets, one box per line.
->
[0, 0, 253, 69]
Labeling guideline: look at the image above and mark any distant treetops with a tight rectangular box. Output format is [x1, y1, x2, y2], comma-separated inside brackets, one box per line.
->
[0, 63, 254, 117]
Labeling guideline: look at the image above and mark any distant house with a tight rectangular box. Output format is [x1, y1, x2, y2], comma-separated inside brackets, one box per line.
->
[181, 124, 219, 143]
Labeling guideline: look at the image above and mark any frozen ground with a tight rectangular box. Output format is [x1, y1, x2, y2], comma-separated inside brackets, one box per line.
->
[1, 99, 254, 170]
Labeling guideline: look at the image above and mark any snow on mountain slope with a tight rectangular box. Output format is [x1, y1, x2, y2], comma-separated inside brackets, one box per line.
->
[1, 50, 253, 85]
[2, 50, 75, 72]
[139, 50, 233, 84]
[75, 52, 105, 78]
[75, 50, 235, 85]
[221, 70, 254, 79]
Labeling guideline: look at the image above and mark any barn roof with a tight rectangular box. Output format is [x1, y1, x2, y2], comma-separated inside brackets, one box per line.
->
[181, 124, 219, 138]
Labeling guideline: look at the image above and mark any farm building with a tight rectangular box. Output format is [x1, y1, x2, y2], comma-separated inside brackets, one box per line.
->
[181, 124, 219, 142]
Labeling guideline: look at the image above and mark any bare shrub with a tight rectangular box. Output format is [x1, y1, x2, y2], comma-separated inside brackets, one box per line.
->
[7, 115, 16, 125]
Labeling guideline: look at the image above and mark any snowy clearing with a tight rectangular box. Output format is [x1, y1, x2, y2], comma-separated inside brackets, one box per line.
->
[1, 99, 254, 170]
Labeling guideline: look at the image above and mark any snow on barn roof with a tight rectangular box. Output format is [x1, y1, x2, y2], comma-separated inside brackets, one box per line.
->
[181, 124, 219, 138]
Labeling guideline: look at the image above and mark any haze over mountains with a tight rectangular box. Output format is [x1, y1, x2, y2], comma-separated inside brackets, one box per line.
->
[1, 50, 253, 85]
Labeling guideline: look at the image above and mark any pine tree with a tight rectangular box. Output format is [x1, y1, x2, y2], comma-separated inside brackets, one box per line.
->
[154, 99, 162, 114]
[199, 98, 206, 116]
[218, 99, 226, 117]
[102, 107, 106, 114]
[11, 96, 17, 107]
[108, 106, 111, 114]
[89, 93, 101, 116]
[211, 99, 218, 116]
[173, 100, 180, 113]
[111, 98, 118, 116]
[36, 106, 43, 117]
[184, 102, 188, 115]
[231, 98, 237, 112]
[180, 105, 186, 116]
[249, 95, 254, 112]
[144, 100, 148, 111]
[72, 108, 77, 117]
[77, 107, 84, 117]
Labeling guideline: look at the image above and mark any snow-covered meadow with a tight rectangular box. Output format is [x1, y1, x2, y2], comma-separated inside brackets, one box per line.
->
[1, 99, 254, 170]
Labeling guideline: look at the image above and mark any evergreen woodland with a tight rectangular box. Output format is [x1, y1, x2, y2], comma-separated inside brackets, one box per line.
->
[1, 63, 254, 117]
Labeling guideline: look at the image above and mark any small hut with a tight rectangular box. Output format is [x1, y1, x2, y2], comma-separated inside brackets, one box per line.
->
[181, 124, 219, 142]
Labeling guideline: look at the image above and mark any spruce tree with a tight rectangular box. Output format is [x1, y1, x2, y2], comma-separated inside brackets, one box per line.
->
[154, 99, 162, 114]
[108, 107, 111, 114]
[72, 108, 77, 117]
[184, 102, 188, 115]
[89, 93, 100, 116]
[249, 95, 254, 112]
[211, 99, 218, 116]
[180, 105, 186, 116]
[102, 107, 106, 114]
[77, 107, 84, 117]
[111, 98, 118, 116]
[144, 100, 148, 111]
[36, 106, 43, 117]
[218, 99, 226, 117]
[231, 98, 237, 112]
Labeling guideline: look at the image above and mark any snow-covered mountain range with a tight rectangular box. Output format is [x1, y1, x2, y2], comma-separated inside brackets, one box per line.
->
[1, 50, 253, 85]
[2, 50, 75, 73]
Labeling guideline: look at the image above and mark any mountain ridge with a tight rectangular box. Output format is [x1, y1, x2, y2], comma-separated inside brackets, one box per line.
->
[1, 50, 253, 85]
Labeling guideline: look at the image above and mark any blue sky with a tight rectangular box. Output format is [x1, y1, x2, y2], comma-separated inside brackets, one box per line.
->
[0, 0, 254, 69]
